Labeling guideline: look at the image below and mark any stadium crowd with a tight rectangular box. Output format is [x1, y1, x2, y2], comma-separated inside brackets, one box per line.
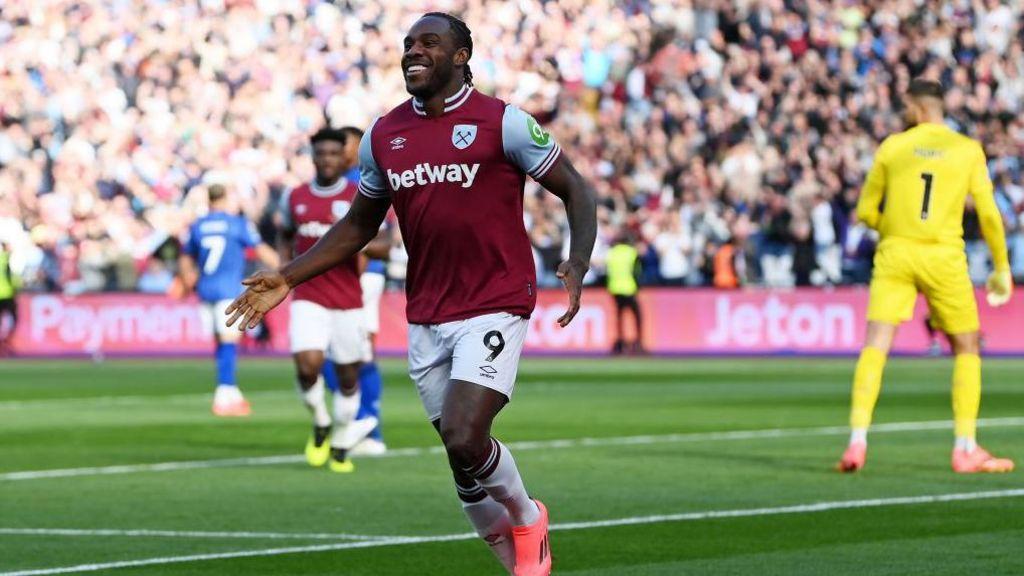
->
[2, 0, 1024, 294]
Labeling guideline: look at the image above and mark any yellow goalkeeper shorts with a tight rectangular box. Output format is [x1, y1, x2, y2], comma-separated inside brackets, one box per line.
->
[867, 239, 979, 334]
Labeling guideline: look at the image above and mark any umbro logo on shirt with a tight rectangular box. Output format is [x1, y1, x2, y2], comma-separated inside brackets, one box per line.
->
[390, 137, 406, 150]
[387, 163, 480, 190]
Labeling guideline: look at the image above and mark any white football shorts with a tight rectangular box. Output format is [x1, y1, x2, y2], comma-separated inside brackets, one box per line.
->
[407, 312, 528, 421]
[199, 299, 236, 337]
[289, 299, 371, 365]
[360, 272, 385, 335]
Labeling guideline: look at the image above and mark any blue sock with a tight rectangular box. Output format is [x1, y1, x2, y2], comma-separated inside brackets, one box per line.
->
[356, 362, 383, 441]
[215, 343, 237, 387]
[322, 363, 340, 393]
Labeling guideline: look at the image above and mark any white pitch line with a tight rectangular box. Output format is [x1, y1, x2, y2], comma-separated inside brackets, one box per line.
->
[0, 537, 439, 576]
[3, 416, 1023, 482]
[0, 455, 304, 481]
[548, 488, 1024, 530]
[0, 391, 293, 411]
[0, 528, 386, 541]
[3, 488, 1023, 576]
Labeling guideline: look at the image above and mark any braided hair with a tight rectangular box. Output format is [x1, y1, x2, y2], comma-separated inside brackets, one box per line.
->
[423, 12, 473, 86]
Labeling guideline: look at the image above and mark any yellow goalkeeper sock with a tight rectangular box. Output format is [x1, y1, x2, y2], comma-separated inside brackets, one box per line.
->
[952, 353, 981, 440]
[849, 346, 887, 431]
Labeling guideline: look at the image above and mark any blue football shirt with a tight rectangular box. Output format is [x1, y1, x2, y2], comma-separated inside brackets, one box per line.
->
[184, 211, 262, 302]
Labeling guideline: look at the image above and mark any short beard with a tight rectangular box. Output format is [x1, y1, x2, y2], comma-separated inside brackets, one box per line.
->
[406, 66, 455, 100]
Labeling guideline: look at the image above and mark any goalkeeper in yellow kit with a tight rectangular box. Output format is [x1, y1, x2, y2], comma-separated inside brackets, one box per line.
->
[838, 79, 1015, 474]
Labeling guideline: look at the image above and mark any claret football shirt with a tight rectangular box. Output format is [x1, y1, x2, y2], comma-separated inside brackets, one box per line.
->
[358, 85, 562, 324]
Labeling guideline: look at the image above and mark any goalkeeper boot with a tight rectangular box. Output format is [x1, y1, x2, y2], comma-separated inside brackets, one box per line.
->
[838, 442, 867, 473]
[952, 446, 1014, 474]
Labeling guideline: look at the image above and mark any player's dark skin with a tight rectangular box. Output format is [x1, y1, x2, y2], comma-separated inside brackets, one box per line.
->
[228, 14, 597, 488]
[278, 139, 361, 396]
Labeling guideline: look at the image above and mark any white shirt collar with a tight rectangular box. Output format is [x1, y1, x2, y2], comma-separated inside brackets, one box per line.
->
[412, 84, 473, 116]
[310, 177, 347, 197]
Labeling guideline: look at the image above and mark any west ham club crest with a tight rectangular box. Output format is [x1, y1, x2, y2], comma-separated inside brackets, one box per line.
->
[452, 124, 477, 150]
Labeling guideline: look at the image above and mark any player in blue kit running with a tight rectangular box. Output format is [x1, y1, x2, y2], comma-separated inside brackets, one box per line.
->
[180, 184, 279, 416]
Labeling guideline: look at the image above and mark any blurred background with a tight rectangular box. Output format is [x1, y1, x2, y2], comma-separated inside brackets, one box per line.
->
[3, 4, 1024, 574]
[1, 0, 1023, 356]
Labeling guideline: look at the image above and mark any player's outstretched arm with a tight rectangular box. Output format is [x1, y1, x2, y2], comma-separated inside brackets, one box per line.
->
[974, 196, 1007, 305]
[177, 254, 198, 293]
[856, 147, 887, 230]
[254, 243, 280, 270]
[225, 194, 392, 330]
[538, 156, 598, 327]
[971, 149, 1013, 306]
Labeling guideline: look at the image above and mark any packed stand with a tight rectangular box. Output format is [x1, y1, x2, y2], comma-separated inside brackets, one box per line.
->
[2, 0, 1024, 295]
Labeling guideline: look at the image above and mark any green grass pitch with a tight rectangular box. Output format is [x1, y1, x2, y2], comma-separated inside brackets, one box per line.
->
[1, 357, 1023, 575]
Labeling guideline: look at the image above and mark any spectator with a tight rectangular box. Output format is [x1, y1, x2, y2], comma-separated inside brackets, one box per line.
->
[137, 257, 175, 294]
[1, 0, 1022, 293]
[652, 212, 692, 285]
[759, 191, 794, 287]
[811, 192, 842, 285]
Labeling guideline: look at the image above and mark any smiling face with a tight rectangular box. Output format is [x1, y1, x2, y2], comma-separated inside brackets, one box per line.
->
[401, 16, 468, 99]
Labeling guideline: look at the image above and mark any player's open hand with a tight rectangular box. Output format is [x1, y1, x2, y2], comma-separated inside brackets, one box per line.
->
[226, 271, 291, 331]
[986, 269, 1013, 307]
[556, 257, 588, 327]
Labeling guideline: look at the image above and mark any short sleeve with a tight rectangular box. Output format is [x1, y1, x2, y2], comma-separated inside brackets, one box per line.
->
[357, 117, 389, 199]
[502, 105, 562, 180]
[241, 218, 261, 248]
[278, 188, 294, 231]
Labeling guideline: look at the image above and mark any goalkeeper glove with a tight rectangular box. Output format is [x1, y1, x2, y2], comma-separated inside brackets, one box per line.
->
[985, 269, 1013, 307]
